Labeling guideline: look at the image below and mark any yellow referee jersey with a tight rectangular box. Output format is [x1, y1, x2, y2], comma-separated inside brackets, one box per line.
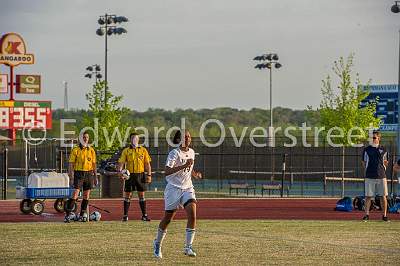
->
[118, 146, 151, 173]
[69, 146, 96, 171]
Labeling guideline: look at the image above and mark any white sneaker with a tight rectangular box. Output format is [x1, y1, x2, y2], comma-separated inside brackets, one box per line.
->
[184, 245, 196, 257]
[64, 214, 71, 223]
[64, 213, 76, 223]
[79, 212, 88, 222]
[153, 240, 162, 259]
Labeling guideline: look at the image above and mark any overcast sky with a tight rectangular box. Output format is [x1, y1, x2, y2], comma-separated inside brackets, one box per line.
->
[0, 0, 399, 111]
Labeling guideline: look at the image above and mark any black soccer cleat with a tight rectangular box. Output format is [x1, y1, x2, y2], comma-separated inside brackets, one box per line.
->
[142, 215, 151, 222]
[382, 215, 389, 222]
[362, 215, 369, 222]
[122, 215, 129, 222]
[64, 214, 71, 223]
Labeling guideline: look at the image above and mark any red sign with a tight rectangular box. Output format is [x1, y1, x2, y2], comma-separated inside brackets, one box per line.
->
[0, 100, 52, 129]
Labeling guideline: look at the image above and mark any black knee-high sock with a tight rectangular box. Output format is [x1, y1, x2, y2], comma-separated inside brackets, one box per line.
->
[139, 198, 147, 216]
[66, 198, 76, 215]
[80, 199, 89, 216]
[124, 198, 131, 216]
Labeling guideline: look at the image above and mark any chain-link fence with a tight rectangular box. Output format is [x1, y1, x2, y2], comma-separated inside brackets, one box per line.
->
[0, 144, 4, 200]
[1, 137, 399, 199]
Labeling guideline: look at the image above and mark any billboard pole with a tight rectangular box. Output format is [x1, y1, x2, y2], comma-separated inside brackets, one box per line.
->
[9, 65, 14, 100]
[8, 65, 16, 141]
[397, 29, 400, 162]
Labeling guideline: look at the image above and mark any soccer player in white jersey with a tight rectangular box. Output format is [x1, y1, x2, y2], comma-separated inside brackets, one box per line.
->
[153, 129, 202, 259]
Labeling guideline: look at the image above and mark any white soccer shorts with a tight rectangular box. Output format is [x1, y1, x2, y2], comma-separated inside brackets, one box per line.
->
[164, 184, 196, 211]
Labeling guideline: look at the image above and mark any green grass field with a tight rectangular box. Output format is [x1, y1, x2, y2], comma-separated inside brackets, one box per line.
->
[1, 220, 399, 265]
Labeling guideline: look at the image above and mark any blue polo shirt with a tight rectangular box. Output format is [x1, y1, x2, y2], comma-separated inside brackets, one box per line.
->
[362, 145, 388, 179]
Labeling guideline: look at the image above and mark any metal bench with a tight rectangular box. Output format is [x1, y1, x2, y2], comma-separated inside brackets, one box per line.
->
[261, 183, 289, 196]
[229, 183, 256, 196]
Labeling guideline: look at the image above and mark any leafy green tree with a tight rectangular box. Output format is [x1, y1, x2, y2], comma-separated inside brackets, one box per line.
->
[319, 53, 381, 146]
[82, 81, 130, 154]
[318, 54, 381, 197]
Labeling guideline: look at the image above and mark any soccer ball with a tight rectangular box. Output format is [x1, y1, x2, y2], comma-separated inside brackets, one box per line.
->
[89, 211, 101, 222]
[68, 212, 77, 221]
[121, 169, 130, 180]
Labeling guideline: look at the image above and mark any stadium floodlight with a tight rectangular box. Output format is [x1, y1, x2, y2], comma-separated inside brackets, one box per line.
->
[107, 28, 115, 35]
[115, 27, 128, 34]
[253, 52, 282, 147]
[253, 55, 265, 61]
[96, 13, 128, 107]
[255, 63, 265, 69]
[107, 17, 114, 24]
[391, 1, 400, 170]
[96, 28, 105, 36]
[98, 18, 105, 25]
[85, 64, 102, 83]
[392, 1, 400, 13]
[114, 16, 129, 23]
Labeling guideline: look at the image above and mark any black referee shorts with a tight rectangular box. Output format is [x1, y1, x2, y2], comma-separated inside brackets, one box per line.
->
[124, 173, 147, 192]
[73, 171, 95, 191]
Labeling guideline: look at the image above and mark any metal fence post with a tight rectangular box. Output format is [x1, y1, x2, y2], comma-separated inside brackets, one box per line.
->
[3, 148, 8, 200]
[253, 145, 257, 189]
[218, 144, 223, 191]
[341, 146, 345, 198]
[202, 148, 206, 191]
[281, 153, 287, 197]
[24, 139, 28, 186]
[59, 149, 64, 173]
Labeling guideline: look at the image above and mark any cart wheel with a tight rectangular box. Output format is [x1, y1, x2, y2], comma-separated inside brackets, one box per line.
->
[63, 200, 78, 213]
[54, 198, 65, 213]
[20, 199, 32, 214]
[31, 200, 45, 215]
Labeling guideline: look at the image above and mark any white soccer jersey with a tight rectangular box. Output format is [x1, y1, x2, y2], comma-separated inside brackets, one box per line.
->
[165, 147, 195, 189]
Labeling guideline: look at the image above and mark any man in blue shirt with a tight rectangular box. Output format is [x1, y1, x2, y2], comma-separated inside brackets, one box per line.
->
[361, 131, 389, 221]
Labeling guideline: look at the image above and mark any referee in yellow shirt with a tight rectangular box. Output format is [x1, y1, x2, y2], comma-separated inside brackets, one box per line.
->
[64, 131, 97, 223]
[118, 132, 152, 222]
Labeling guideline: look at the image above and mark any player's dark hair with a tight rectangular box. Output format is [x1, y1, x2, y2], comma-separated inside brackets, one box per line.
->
[129, 132, 139, 139]
[173, 130, 181, 145]
[372, 130, 381, 137]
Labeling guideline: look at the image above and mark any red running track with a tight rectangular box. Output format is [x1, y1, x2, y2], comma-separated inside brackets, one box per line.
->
[0, 198, 398, 223]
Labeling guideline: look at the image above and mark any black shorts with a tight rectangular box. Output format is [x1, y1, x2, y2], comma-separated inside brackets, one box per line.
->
[124, 173, 147, 192]
[73, 171, 95, 191]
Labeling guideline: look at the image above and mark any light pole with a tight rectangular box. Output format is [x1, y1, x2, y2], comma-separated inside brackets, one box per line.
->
[84, 64, 102, 84]
[63, 81, 68, 111]
[96, 14, 128, 107]
[253, 53, 282, 147]
[391, 2, 400, 161]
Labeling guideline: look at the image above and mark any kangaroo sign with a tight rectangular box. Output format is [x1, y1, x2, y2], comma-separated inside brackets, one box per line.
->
[0, 33, 34, 66]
